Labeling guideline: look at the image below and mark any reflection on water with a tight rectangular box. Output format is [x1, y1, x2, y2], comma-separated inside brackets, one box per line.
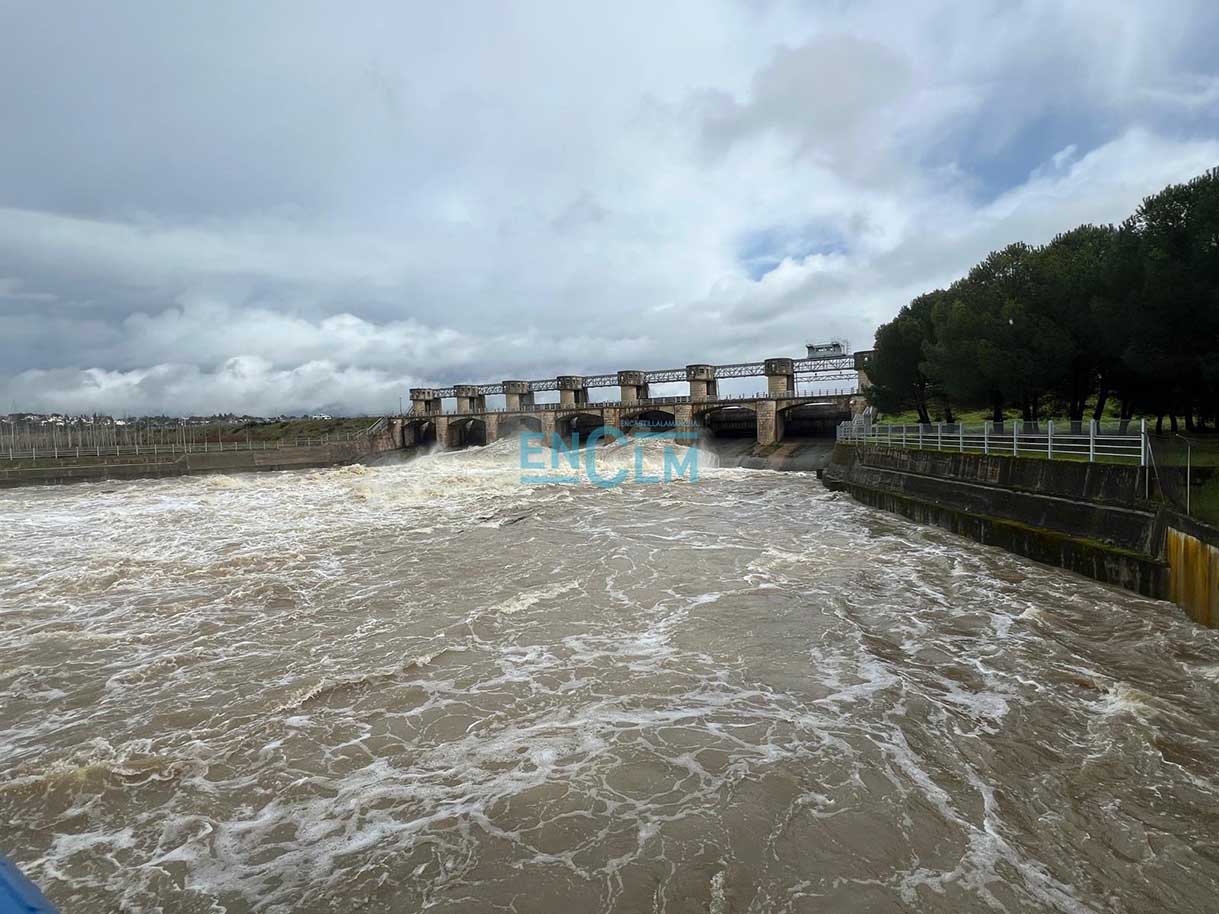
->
[2, 439, 1218, 913]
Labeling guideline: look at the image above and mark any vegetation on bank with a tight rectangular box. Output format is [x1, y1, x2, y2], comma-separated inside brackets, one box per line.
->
[226, 417, 381, 442]
[866, 169, 1219, 434]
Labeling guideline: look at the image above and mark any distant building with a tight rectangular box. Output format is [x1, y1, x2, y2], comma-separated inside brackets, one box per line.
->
[805, 341, 847, 359]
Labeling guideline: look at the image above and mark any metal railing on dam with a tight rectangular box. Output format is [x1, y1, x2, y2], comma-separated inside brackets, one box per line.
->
[407, 351, 873, 416]
[423, 357, 864, 399]
[837, 418, 1149, 464]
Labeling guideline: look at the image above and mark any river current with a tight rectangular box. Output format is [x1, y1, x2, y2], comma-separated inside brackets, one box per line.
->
[2, 438, 1218, 913]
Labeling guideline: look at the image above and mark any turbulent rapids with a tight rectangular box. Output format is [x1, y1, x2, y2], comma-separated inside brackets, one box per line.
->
[2, 438, 1218, 913]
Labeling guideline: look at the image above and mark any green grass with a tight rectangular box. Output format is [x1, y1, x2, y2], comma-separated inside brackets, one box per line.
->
[1191, 478, 1219, 526]
[844, 441, 1139, 466]
[1146, 435, 1219, 468]
[1155, 439, 1219, 526]
[879, 408, 1145, 427]
[879, 408, 1019, 425]
[877, 411, 1219, 466]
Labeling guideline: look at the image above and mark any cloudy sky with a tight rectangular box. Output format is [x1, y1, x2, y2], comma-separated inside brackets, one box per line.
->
[2, 0, 1218, 416]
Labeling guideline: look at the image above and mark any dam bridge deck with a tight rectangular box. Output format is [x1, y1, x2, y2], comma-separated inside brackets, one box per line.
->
[400, 350, 871, 448]
[400, 390, 858, 448]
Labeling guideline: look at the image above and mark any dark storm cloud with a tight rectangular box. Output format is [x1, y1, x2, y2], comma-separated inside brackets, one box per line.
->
[1, 0, 1218, 415]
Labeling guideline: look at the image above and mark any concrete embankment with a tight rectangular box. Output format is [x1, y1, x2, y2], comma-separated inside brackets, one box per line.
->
[822, 444, 1219, 626]
[710, 439, 836, 471]
[0, 437, 400, 489]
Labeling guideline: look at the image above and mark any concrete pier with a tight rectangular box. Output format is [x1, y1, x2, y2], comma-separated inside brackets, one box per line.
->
[755, 400, 781, 446]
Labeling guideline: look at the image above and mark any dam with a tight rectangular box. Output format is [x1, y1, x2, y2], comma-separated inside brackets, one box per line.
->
[399, 352, 871, 449]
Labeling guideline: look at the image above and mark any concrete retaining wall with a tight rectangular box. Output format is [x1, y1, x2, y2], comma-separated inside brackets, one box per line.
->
[734, 441, 836, 472]
[0, 438, 392, 488]
[822, 445, 1173, 604]
[829, 445, 1153, 506]
[707, 439, 836, 472]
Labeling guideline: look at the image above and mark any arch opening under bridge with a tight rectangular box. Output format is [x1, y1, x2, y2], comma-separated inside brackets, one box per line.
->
[620, 408, 676, 435]
[448, 416, 489, 448]
[498, 414, 543, 439]
[778, 402, 851, 440]
[406, 418, 438, 448]
[696, 404, 758, 440]
[557, 412, 605, 444]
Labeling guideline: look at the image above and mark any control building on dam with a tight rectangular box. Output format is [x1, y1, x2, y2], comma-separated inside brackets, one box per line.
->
[401, 349, 874, 449]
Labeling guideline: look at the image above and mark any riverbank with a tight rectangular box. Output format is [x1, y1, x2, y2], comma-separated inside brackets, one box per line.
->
[0, 435, 403, 489]
[822, 443, 1219, 627]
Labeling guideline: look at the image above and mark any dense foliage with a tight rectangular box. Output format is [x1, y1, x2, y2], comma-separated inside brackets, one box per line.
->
[866, 169, 1219, 432]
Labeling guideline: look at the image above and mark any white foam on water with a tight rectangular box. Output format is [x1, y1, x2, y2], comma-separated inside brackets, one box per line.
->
[1196, 663, 1219, 683]
[1, 450, 1217, 912]
[708, 869, 728, 914]
[490, 580, 581, 616]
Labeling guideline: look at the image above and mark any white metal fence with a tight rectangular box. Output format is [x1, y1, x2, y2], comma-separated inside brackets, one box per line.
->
[837, 418, 1148, 465]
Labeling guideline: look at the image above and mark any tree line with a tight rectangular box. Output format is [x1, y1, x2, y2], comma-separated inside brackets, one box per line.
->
[866, 168, 1219, 433]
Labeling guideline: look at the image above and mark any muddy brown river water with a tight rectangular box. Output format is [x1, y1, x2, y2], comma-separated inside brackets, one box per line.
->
[2, 439, 1218, 913]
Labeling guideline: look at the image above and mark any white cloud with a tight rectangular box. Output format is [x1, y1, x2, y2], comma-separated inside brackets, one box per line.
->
[0, 360, 414, 418]
[0, 0, 1217, 414]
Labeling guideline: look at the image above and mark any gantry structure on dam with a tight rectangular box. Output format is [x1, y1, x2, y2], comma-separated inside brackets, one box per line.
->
[400, 350, 874, 448]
